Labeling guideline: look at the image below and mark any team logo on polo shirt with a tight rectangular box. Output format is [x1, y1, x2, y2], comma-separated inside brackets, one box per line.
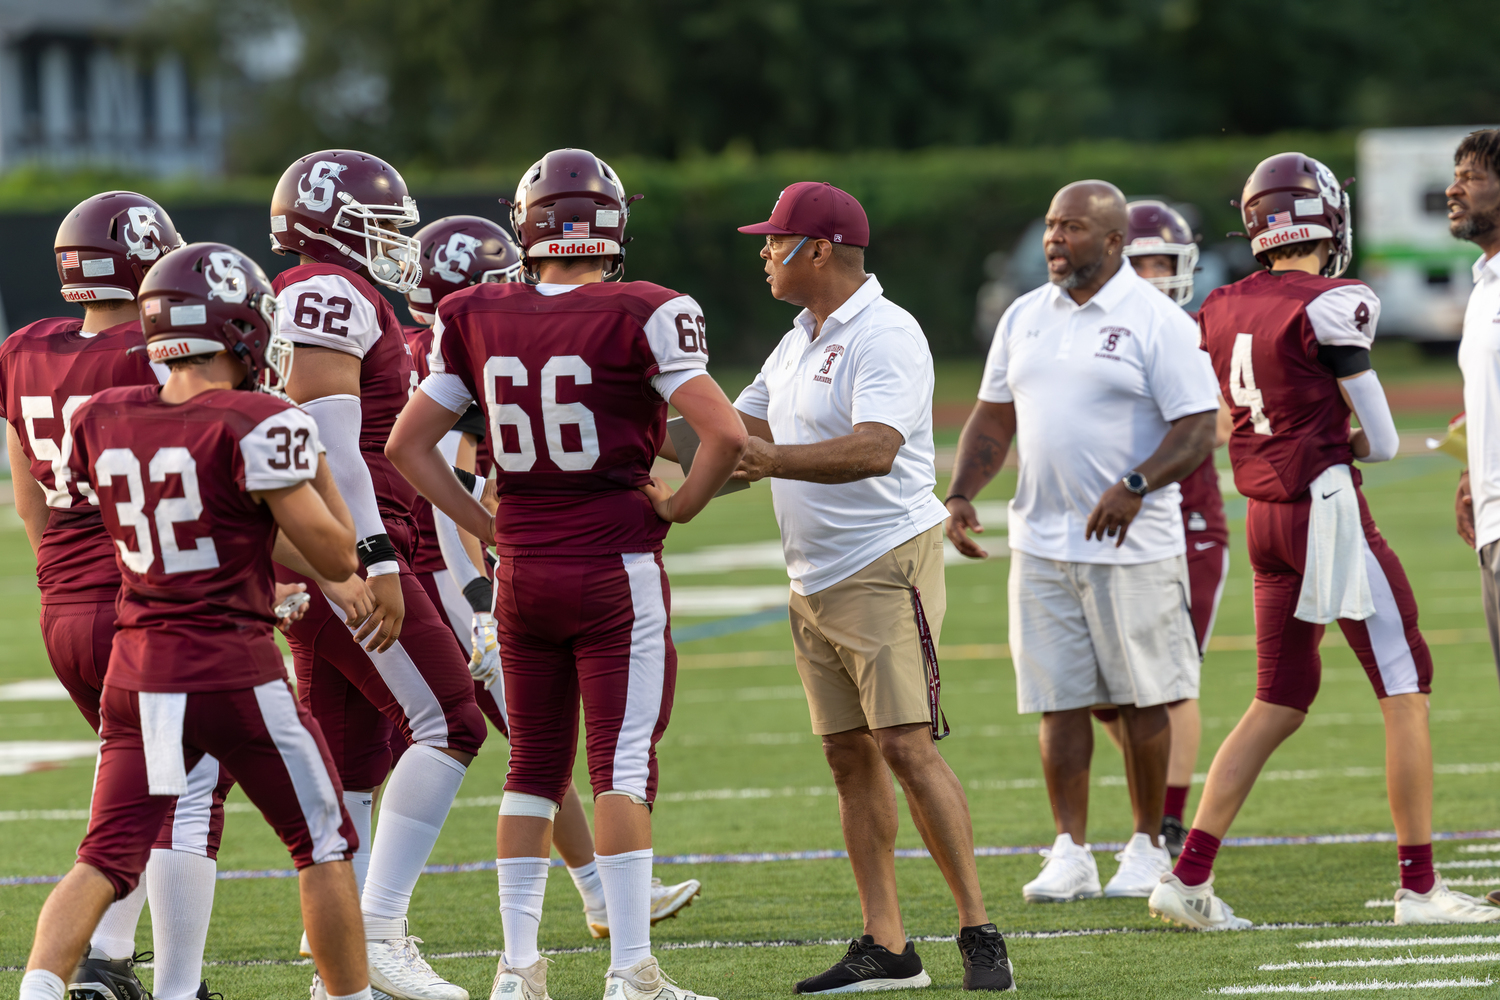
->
[1095, 326, 1133, 360]
[814, 344, 845, 384]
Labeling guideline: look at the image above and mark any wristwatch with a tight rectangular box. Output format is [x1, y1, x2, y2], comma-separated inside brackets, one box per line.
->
[1122, 470, 1149, 496]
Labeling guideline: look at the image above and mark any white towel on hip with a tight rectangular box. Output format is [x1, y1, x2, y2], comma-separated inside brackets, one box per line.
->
[1295, 464, 1375, 624]
[138, 691, 189, 796]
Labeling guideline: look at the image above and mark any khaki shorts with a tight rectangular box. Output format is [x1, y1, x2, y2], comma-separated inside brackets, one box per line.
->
[1009, 549, 1200, 714]
[789, 524, 946, 735]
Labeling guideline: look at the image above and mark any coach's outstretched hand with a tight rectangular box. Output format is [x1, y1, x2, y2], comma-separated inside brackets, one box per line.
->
[356, 573, 405, 653]
[944, 497, 989, 559]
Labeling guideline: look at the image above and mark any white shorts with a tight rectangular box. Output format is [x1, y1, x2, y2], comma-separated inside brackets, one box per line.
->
[1009, 550, 1200, 713]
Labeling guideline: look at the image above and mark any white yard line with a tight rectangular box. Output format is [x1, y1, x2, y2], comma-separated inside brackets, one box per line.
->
[1299, 935, 1500, 950]
[1213, 978, 1495, 994]
[1261, 953, 1500, 971]
[0, 740, 99, 776]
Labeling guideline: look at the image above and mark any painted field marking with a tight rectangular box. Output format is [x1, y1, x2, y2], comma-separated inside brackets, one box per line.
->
[1299, 935, 1500, 949]
[1461, 844, 1500, 853]
[1437, 860, 1500, 869]
[0, 740, 99, 776]
[0, 679, 70, 701]
[1260, 953, 1500, 971]
[1214, 977, 1495, 994]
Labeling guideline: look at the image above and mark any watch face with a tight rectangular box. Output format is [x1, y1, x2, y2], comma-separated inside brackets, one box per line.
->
[1125, 472, 1147, 494]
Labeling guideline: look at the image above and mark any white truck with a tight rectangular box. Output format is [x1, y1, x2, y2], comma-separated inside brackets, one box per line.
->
[1357, 126, 1494, 341]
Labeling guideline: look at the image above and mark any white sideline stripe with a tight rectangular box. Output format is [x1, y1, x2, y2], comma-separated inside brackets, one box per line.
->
[1213, 979, 1495, 994]
[1363, 900, 1397, 908]
[1261, 953, 1500, 971]
[1461, 844, 1500, 854]
[1300, 935, 1500, 949]
[0, 740, 101, 776]
[672, 585, 790, 615]
[0, 679, 70, 701]
[1438, 861, 1500, 869]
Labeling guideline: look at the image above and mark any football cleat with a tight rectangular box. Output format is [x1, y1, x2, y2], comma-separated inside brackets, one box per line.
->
[1022, 834, 1102, 903]
[793, 937, 930, 994]
[1148, 873, 1252, 931]
[367, 927, 469, 1000]
[604, 956, 719, 1000]
[1103, 833, 1172, 898]
[196, 983, 224, 1000]
[1160, 815, 1188, 859]
[588, 878, 703, 938]
[490, 956, 550, 1000]
[68, 947, 150, 1000]
[1395, 877, 1500, 924]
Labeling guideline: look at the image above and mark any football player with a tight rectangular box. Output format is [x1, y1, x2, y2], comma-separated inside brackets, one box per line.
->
[401, 214, 703, 942]
[387, 149, 745, 1000]
[0, 193, 243, 1000]
[1092, 200, 1233, 858]
[269, 150, 488, 1000]
[1148, 153, 1500, 928]
[18, 244, 371, 1000]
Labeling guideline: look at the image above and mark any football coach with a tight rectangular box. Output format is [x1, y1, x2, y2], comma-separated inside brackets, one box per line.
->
[946, 181, 1218, 903]
[731, 182, 1014, 993]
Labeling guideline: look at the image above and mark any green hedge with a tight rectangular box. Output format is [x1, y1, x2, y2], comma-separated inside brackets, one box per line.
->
[0, 133, 1355, 360]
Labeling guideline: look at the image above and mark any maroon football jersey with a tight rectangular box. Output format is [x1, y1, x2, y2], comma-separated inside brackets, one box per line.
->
[427, 281, 709, 556]
[1200, 270, 1380, 503]
[403, 325, 448, 575]
[272, 263, 418, 519]
[1178, 454, 1228, 543]
[0, 318, 160, 604]
[68, 386, 322, 692]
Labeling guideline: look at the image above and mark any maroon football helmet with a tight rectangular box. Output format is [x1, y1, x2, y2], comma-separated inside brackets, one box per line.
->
[405, 215, 523, 324]
[1239, 152, 1353, 278]
[138, 242, 290, 394]
[269, 149, 422, 292]
[55, 191, 185, 303]
[1122, 200, 1199, 305]
[509, 148, 640, 280]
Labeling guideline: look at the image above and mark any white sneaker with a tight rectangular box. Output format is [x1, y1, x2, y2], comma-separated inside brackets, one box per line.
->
[302, 930, 313, 958]
[589, 877, 704, 938]
[1148, 872, 1252, 931]
[1395, 876, 1500, 924]
[1022, 833, 1102, 903]
[1104, 833, 1173, 898]
[491, 956, 551, 1000]
[367, 923, 470, 1000]
[603, 956, 717, 1000]
[312, 973, 394, 1000]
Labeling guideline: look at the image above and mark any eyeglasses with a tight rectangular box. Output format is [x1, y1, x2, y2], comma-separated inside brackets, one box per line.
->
[764, 235, 811, 263]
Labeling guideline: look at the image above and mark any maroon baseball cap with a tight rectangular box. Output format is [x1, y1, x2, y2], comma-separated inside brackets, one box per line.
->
[738, 182, 869, 247]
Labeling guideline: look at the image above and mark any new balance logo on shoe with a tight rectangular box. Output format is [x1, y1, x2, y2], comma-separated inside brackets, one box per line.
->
[844, 956, 886, 980]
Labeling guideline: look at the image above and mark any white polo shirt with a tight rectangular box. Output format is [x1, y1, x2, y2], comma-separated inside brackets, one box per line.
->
[1460, 251, 1500, 550]
[735, 274, 948, 596]
[978, 262, 1219, 566]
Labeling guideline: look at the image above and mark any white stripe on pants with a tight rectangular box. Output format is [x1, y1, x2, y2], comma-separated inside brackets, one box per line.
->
[252, 680, 349, 864]
[612, 553, 669, 799]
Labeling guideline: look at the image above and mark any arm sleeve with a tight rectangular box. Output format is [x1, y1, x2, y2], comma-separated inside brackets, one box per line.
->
[431, 430, 483, 589]
[976, 310, 1015, 404]
[733, 371, 772, 420]
[297, 394, 386, 540]
[238, 408, 324, 491]
[1147, 309, 1222, 421]
[1316, 344, 1372, 378]
[1305, 284, 1380, 347]
[276, 273, 383, 357]
[642, 295, 711, 377]
[1342, 370, 1400, 463]
[848, 328, 932, 441]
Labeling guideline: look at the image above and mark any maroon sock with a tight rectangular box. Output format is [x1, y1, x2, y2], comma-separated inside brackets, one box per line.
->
[1164, 785, 1189, 821]
[1173, 829, 1221, 886]
[1398, 843, 1435, 894]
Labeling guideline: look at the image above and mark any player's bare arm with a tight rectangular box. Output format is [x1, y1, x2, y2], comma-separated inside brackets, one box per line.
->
[454, 432, 487, 573]
[7, 424, 48, 555]
[1214, 394, 1232, 447]
[731, 417, 901, 484]
[286, 342, 406, 652]
[385, 389, 490, 542]
[1457, 469, 1476, 547]
[1085, 408, 1217, 546]
[642, 375, 747, 523]
[255, 458, 358, 583]
[945, 400, 1017, 559]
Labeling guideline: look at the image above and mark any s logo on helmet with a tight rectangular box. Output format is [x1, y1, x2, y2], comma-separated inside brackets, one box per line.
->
[205, 252, 249, 304]
[122, 207, 164, 260]
[296, 161, 348, 214]
[1313, 161, 1340, 210]
[433, 233, 482, 284]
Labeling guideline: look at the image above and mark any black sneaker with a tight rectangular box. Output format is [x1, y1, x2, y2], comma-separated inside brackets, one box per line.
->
[1161, 815, 1188, 859]
[957, 924, 1015, 991]
[794, 935, 931, 994]
[196, 983, 223, 1000]
[67, 948, 150, 1000]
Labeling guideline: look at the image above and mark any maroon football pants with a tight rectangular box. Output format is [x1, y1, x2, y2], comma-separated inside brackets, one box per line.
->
[1246, 487, 1432, 713]
[40, 599, 233, 857]
[414, 569, 508, 739]
[80, 681, 354, 899]
[496, 552, 674, 805]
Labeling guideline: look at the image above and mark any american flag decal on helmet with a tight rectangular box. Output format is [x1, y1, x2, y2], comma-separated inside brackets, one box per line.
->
[60, 251, 80, 269]
[1266, 210, 1294, 228]
[563, 221, 589, 238]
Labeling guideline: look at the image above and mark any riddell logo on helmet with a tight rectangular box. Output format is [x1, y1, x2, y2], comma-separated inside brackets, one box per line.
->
[61, 288, 102, 302]
[541, 240, 610, 256]
[147, 340, 196, 361]
[1257, 225, 1316, 249]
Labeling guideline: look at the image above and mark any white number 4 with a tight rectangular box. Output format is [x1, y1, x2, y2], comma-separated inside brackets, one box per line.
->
[1229, 333, 1272, 436]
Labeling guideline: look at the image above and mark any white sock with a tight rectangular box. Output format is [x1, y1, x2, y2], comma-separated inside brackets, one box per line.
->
[595, 848, 653, 971]
[18, 970, 65, 1000]
[146, 848, 218, 1000]
[361, 745, 467, 934]
[343, 790, 375, 895]
[568, 859, 607, 914]
[497, 857, 549, 968]
[328, 990, 373, 1000]
[90, 878, 148, 960]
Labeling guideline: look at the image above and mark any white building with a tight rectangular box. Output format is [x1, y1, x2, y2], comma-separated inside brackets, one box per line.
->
[0, 0, 222, 176]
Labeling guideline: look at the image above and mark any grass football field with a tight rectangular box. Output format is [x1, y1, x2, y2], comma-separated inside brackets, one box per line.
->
[3, 353, 1500, 997]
